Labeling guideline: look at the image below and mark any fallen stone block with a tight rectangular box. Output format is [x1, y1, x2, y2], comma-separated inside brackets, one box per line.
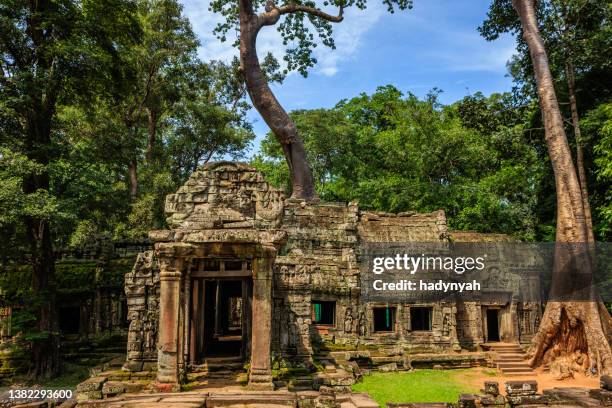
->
[76, 390, 103, 401]
[102, 381, 127, 397]
[378, 362, 397, 372]
[589, 388, 612, 405]
[483, 381, 499, 396]
[505, 380, 537, 396]
[76, 377, 108, 393]
[458, 393, 477, 408]
[506, 394, 548, 406]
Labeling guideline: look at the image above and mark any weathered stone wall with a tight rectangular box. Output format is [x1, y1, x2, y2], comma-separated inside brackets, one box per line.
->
[55, 240, 149, 339]
[124, 251, 159, 371]
[272, 204, 457, 358]
[163, 162, 285, 232]
[123, 162, 542, 371]
[273, 202, 360, 358]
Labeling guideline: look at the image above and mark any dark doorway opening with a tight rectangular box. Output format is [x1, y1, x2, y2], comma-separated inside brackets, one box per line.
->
[191, 277, 251, 363]
[486, 309, 500, 342]
[204, 280, 243, 357]
[59, 306, 80, 334]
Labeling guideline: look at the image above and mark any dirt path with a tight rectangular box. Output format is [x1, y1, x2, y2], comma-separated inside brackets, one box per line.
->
[461, 367, 600, 394]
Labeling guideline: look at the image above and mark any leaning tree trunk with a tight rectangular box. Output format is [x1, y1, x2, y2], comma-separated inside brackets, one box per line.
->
[565, 61, 595, 243]
[238, 0, 318, 201]
[513, 0, 612, 376]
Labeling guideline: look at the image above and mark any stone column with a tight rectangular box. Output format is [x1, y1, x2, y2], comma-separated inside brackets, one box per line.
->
[156, 255, 183, 390]
[248, 252, 274, 390]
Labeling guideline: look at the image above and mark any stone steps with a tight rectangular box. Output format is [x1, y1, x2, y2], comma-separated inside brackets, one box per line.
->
[489, 343, 535, 376]
[75, 390, 381, 408]
[186, 357, 248, 389]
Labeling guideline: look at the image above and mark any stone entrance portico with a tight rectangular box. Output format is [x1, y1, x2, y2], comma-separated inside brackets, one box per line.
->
[148, 162, 287, 390]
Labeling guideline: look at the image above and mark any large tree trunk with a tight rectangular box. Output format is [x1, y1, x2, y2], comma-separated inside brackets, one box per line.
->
[513, 0, 612, 376]
[129, 159, 138, 199]
[565, 61, 595, 243]
[145, 108, 157, 163]
[24, 112, 61, 379]
[238, 1, 318, 201]
[22, 0, 61, 379]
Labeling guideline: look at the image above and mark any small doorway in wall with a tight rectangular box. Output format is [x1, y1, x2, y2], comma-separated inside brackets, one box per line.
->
[486, 309, 500, 342]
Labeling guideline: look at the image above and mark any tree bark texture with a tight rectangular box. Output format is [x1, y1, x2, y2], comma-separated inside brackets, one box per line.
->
[129, 159, 138, 199]
[24, 110, 61, 379]
[238, 0, 318, 201]
[565, 61, 595, 243]
[512, 0, 611, 376]
[146, 107, 158, 163]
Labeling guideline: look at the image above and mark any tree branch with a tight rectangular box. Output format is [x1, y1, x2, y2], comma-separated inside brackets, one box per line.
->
[258, 2, 344, 27]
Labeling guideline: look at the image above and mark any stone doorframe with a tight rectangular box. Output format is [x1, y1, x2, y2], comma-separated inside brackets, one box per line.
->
[155, 241, 276, 391]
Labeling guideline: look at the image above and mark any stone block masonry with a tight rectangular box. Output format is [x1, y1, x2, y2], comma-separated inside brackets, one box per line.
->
[122, 162, 542, 389]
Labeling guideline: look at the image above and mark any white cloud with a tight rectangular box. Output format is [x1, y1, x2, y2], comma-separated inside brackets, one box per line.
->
[314, 2, 384, 76]
[179, 0, 383, 76]
[426, 32, 516, 73]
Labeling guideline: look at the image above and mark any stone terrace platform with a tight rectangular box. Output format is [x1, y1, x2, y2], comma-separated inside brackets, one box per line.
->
[74, 390, 379, 408]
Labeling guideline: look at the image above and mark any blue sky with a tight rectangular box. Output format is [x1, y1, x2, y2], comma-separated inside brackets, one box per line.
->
[180, 0, 517, 154]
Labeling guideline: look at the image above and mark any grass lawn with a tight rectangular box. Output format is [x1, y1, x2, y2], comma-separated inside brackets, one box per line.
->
[352, 368, 495, 405]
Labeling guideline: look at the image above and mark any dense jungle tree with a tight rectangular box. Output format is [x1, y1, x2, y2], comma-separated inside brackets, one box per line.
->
[483, 0, 611, 376]
[0, 0, 141, 378]
[0, 0, 255, 378]
[116, 0, 198, 198]
[253, 86, 543, 239]
[69, 1, 255, 239]
[210, 0, 412, 201]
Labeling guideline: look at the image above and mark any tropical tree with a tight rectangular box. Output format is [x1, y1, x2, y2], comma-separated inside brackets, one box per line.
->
[483, 0, 611, 375]
[254, 86, 543, 239]
[481, 0, 612, 242]
[210, 0, 412, 201]
[0, 0, 141, 378]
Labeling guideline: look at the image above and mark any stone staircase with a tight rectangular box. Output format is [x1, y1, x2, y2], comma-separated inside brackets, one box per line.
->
[490, 343, 535, 376]
[74, 390, 380, 407]
[187, 356, 248, 388]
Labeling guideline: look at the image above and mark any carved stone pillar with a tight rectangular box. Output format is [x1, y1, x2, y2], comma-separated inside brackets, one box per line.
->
[248, 251, 274, 390]
[156, 255, 183, 390]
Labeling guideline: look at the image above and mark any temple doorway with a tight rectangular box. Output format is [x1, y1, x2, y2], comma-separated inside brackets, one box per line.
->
[190, 274, 252, 364]
[486, 308, 500, 342]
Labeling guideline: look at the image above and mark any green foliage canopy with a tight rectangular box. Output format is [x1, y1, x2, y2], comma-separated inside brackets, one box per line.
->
[253, 86, 543, 239]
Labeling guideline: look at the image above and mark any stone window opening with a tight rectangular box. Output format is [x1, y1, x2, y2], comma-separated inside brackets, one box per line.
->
[373, 306, 396, 332]
[312, 300, 335, 326]
[410, 306, 432, 331]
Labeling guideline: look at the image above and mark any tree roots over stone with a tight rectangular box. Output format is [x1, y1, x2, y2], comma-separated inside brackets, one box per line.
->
[529, 302, 612, 378]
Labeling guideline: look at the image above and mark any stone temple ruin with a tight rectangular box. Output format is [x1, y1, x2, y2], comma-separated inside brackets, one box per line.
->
[123, 162, 542, 390]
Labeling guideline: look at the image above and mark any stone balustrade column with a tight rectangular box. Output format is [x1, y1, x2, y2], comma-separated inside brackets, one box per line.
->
[156, 256, 183, 390]
[248, 252, 274, 390]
